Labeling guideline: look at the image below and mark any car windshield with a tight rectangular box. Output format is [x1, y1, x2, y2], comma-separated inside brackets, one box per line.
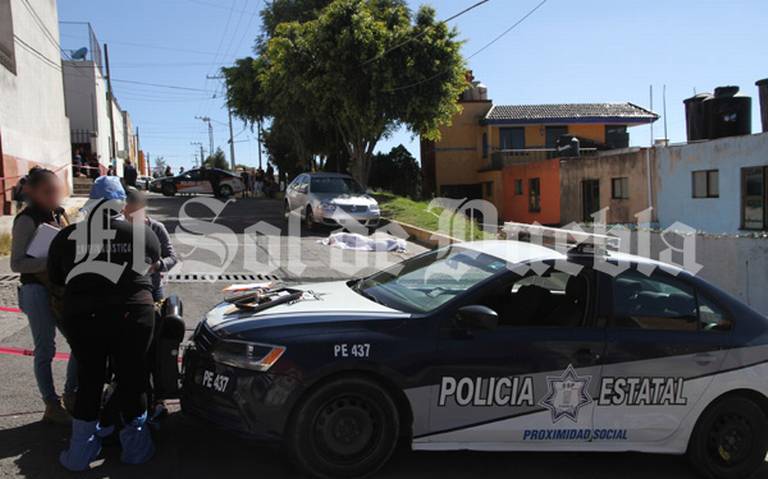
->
[353, 246, 507, 313]
[311, 177, 364, 195]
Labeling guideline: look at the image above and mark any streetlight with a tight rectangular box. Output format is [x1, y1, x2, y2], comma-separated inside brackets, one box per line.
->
[190, 141, 204, 167]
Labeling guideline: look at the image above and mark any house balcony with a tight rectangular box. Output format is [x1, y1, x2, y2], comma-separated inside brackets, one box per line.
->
[481, 148, 598, 171]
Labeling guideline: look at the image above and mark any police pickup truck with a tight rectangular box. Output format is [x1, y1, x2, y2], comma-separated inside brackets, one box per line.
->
[181, 240, 768, 479]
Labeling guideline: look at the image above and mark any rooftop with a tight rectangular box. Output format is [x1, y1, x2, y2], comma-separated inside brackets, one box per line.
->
[482, 102, 659, 125]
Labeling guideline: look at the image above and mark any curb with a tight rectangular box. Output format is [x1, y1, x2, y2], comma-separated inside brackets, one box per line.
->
[388, 219, 462, 249]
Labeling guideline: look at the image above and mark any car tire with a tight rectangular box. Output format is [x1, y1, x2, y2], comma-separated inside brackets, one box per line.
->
[687, 395, 768, 479]
[218, 184, 234, 198]
[162, 182, 176, 197]
[287, 377, 400, 479]
[305, 206, 316, 231]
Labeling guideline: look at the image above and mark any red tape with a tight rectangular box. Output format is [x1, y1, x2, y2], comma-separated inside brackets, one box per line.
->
[0, 346, 70, 361]
[0, 306, 21, 313]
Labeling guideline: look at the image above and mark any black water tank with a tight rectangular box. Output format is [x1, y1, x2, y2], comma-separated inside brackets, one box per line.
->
[756, 78, 768, 133]
[683, 92, 712, 141]
[702, 85, 751, 139]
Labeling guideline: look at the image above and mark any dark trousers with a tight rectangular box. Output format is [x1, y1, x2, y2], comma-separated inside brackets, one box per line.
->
[63, 303, 155, 422]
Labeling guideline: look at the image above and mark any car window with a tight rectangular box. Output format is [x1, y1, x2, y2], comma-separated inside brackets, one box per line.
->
[612, 270, 699, 331]
[698, 293, 733, 332]
[479, 270, 589, 328]
[355, 246, 507, 313]
[310, 177, 364, 194]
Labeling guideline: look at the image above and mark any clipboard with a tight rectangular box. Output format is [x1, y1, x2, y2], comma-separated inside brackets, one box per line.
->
[26, 223, 60, 258]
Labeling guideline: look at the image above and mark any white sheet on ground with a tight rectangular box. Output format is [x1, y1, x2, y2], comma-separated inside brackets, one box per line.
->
[320, 232, 407, 253]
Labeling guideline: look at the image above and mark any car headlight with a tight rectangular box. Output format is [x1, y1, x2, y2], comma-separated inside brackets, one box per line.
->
[369, 204, 380, 213]
[211, 340, 286, 371]
[320, 201, 337, 212]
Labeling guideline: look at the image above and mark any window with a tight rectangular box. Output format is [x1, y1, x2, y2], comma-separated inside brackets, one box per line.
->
[482, 132, 489, 159]
[0, 0, 15, 74]
[742, 167, 766, 230]
[514, 179, 523, 195]
[476, 270, 589, 328]
[484, 181, 493, 199]
[605, 125, 629, 149]
[528, 178, 541, 212]
[611, 269, 731, 332]
[545, 126, 568, 148]
[499, 127, 525, 150]
[692, 170, 719, 198]
[611, 177, 629, 199]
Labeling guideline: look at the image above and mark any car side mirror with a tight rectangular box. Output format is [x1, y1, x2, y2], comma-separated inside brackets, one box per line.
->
[456, 305, 498, 331]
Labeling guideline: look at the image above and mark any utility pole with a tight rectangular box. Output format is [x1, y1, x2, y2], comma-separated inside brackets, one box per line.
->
[104, 43, 117, 172]
[195, 116, 214, 160]
[191, 142, 204, 167]
[135, 126, 141, 173]
[257, 120, 263, 169]
[227, 108, 236, 170]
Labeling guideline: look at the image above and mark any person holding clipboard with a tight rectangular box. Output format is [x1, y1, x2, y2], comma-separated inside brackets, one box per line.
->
[10, 167, 77, 425]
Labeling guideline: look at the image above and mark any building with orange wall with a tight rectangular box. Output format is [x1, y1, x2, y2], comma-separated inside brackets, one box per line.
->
[422, 77, 658, 225]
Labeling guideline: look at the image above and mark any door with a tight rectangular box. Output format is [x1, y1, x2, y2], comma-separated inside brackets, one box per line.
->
[582, 179, 600, 221]
[593, 268, 732, 443]
[499, 127, 525, 151]
[177, 170, 207, 194]
[426, 268, 606, 446]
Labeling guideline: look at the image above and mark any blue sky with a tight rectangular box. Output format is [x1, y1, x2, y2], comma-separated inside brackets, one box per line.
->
[57, 0, 768, 171]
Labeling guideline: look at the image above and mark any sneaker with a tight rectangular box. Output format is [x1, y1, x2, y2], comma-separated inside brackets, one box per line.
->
[62, 392, 77, 415]
[43, 400, 72, 425]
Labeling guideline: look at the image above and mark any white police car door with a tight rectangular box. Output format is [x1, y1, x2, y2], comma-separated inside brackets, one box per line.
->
[592, 268, 731, 443]
[424, 268, 607, 446]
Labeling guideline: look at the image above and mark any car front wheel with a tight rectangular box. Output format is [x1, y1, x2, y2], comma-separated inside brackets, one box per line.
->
[287, 377, 400, 479]
[161, 182, 176, 196]
[218, 184, 234, 198]
[687, 395, 768, 479]
[305, 206, 316, 231]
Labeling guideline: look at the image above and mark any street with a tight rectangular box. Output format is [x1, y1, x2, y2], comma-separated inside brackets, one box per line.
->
[0, 194, 763, 478]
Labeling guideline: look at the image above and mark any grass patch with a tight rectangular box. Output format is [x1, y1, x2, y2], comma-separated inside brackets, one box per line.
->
[373, 192, 495, 241]
[0, 233, 11, 257]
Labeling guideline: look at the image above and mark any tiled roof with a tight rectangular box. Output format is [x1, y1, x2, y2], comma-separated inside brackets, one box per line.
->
[483, 103, 658, 124]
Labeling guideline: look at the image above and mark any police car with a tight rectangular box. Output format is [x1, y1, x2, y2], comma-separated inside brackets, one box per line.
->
[181, 240, 768, 479]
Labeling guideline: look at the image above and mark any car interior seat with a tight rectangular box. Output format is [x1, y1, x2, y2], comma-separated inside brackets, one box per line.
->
[540, 276, 588, 327]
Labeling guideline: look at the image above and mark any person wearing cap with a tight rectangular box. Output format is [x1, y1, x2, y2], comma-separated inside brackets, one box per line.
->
[48, 176, 161, 471]
[123, 187, 178, 302]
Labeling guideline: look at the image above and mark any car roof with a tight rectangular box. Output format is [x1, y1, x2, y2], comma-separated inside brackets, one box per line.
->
[457, 240, 685, 274]
[305, 172, 353, 179]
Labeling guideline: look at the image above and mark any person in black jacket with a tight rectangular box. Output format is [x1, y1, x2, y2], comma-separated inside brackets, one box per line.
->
[51, 176, 161, 471]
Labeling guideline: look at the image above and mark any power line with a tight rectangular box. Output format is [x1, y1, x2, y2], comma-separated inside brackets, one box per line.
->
[361, 0, 491, 67]
[385, 0, 547, 92]
[110, 78, 215, 92]
[13, 35, 61, 71]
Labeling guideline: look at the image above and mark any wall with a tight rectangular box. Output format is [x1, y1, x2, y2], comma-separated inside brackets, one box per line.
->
[0, 0, 72, 212]
[560, 148, 655, 225]
[656, 132, 768, 233]
[501, 158, 560, 225]
[63, 60, 111, 168]
[433, 100, 492, 190]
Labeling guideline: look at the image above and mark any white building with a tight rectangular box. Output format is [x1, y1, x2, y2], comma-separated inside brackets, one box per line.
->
[656, 132, 768, 233]
[0, 0, 72, 213]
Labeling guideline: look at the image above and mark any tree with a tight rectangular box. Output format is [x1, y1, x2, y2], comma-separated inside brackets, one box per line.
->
[226, 0, 466, 187]
[204, 148, 229, 170]
[152, 156, 168, 175]
[369, 144, 420, 198]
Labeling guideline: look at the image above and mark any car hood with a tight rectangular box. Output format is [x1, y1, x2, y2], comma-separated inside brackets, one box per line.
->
[204, 281, 407, 334]
[312, 193, 378, 206]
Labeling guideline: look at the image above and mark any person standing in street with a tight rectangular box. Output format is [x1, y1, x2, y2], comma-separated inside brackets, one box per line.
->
[51, 177, 161, 471]
[123, 159, 138, 188]
[10, 167, 78, 425]
[123, 187, 177, 301]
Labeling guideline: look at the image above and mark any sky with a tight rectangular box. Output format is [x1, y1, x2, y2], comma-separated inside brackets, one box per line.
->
[57, 0, 768, 172]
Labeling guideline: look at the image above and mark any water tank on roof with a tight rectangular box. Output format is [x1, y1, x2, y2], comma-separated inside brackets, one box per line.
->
[756, 78, 768, 133]
[702, 85, 751, 139]
[683, 92, 712, 141]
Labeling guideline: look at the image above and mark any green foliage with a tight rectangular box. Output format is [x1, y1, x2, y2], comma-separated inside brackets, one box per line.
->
[369, 144, 420, 198]
[225, 0, 467, 187]
[204, 148, 229, 170]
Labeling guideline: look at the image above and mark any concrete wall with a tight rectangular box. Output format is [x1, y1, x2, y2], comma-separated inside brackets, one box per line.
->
[501, 158, 561, 225]
[656, 132, 768, 233]
[62, 60, 111, 168]
[433, 100, 492, 189]
[646, 232, 768, 317]
[0, 0, 72, 211]
[560, 148, 655, 225]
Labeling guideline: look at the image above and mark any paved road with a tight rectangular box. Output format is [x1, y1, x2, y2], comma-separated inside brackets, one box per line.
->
[0, 194, 766, 478]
